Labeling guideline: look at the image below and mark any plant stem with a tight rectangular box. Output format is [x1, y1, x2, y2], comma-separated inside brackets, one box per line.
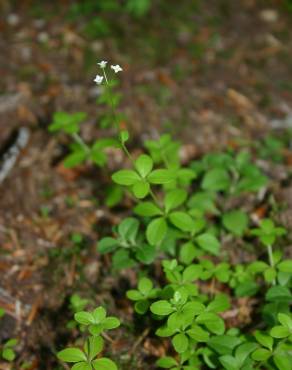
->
[267, 244, 276, 285]
[72, 133, 90, 153]
[149, 188, 162, 209]
[267, 244, 274, 267]
[102, 69, 120, 132]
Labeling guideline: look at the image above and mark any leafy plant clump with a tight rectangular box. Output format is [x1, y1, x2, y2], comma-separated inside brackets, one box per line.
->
[49, 61, 292, 369]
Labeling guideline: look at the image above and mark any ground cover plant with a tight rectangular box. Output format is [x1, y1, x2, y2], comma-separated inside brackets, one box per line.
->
[46, 62, 292, 370]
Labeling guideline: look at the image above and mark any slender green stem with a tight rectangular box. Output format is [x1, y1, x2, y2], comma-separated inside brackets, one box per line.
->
[102, 69, 136, 169]
[267, 244, 276, 285]
[267, 244, 274, 267]
[72, 133, 90, 153]
[102, 69, 120, 132]
[149, 188, 162, 209]
[121, 142, 134, 162]
[101, 67, 163, 212]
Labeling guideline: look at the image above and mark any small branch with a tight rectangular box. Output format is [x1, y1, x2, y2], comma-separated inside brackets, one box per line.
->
[129, 327, 150, 357]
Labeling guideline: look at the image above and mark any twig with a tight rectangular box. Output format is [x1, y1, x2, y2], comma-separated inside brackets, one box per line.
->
[129, 327, 150, 357]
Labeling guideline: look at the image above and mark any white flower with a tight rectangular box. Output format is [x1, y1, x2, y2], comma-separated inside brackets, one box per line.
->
[111, 64, 123, 73]
[98, 60, 107, 68]
[94, 75, 104, 85]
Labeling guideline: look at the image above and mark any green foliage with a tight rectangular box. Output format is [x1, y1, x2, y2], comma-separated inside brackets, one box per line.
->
[58, 307, 119, 369]
[251, 219, 286, 247]
[1, 339, 17, 362]
[0, 309, 17, 362]
[49, 60, 292, 370]
[127, 277, 160, 314]
[222, 210, 248, 237]
[98, 217, 156, 267]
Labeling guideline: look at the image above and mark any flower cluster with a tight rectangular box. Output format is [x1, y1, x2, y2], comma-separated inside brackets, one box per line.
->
[94, 60, 123, 85]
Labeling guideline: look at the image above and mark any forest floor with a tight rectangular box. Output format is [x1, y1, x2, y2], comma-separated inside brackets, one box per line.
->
[0, 0, 292, 369]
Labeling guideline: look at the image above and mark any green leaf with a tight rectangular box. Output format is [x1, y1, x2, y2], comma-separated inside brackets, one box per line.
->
[134, 202, 162, 217]
[0, 308, 5, 318]
[148, 169, 175, 184]
[222, 210, 248, 237]
[202, 168, 230, 191]
[138, 277, 153, 295]
[103, 317, 120, 330]
[2, 348, 16, 361]
[266, 286, 292, 302]
[219, 355, 239, 370]
[118, 217, 139, 241]
[273, 353, 292, 370]
[105, 184, 123, 208]
[235, 342, 258, 366]
[277, 260, 292, 273]
[119, 130, 129, 144]
[85, 336, 104, 360]
[74, 312, 94, 325]
[207, 294, 230, 313]
[252, 348, 272, 361]
[156, 356, 178, 368]
[150, 300, 174, 316]
[247, 261, 269, 274]
[64, 150, 87, 168]
[196, 312, 225, 335]
[72, 363, 91, 370]
[92, 307, 106, 323]
[49, 111, 86, 134]
[208, 335, 241, 355]
[270, 326, 290, 338]
[196, 233, 220, 255]
[134, 300, 150, 314]
[172, 333, 189, 353]
[146, 217, 167, 245]
[235, 281, 259, 297]
[135, 154, 153, 177]
[165, 189, 187, 212]
[4, 339, 17, 348]
[136, 244, 156, 264]
[278, 313, 292, 330]
[112, 170, 140, 185]
[255, 331, 273, 351]
[187, 325, 210, 342]
[112, 250, 135, 270]
[132, 180, 150, 198]
[57, 348, 87, 363]
[264, 267, 277, 283]
[92, 358, 117, 370]
[98, 237, 118, 254]
[169, 212, 194, 232]
[182, 264, 202, 282]
[187, 191, 219, 216]
[126, 290, 143, 301]
[179, 242, 197, 265]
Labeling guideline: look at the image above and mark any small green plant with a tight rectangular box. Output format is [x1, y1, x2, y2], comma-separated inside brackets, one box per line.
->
[49, 60, 291, 369]
[126, 277, 160, 314]
[67, 294, 90, 329]
[251, 219, 287, 284]
[0, 308, 17, 362]
[57, 306, 120, 370]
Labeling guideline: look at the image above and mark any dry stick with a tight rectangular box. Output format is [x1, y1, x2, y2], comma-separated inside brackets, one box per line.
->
[128, 327, 150, 357]
[0, 127, 30, 184]
[102, 331, 114, 343]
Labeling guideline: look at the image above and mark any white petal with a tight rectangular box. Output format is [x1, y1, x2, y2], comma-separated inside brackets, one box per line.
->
[98, 60, 107, 68]
[111, 64, 123, 73]
[94, 75, 104, 84]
